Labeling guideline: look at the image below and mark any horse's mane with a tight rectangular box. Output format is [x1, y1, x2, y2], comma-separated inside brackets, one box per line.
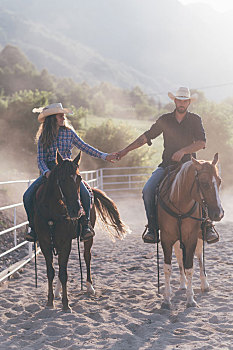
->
[169, 161, 194, 202]
[169, 159, 220, 202]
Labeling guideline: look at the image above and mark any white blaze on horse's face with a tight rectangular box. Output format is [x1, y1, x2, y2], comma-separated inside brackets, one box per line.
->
[71, 174, 77, 183]
[212, 176, 224, 219]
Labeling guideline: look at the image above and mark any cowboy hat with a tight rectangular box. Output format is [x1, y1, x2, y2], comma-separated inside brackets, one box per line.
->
[32, 103, 73, 123]
[168, 87, 198, 102]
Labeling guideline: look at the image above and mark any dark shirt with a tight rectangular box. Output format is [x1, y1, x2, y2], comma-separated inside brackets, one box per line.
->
[144, 110, 206, 168]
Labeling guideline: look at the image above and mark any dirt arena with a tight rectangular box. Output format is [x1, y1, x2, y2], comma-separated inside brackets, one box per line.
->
[0, 194, 233, 350]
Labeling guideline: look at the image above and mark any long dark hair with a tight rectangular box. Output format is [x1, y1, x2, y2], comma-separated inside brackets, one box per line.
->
[35, 114, 74, 149]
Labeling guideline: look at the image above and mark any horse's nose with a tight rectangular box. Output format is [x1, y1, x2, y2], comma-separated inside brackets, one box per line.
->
[211, 207, 224, 222]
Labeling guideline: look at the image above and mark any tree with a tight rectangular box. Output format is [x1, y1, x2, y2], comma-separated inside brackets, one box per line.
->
[81, 119, 155, 170]
[194, 100, 233, 186]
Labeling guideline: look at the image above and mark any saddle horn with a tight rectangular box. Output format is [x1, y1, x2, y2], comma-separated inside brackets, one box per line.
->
[56, 150, 63, 165]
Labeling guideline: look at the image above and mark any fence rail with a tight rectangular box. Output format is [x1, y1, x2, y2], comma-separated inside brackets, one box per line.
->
[0, 166, 153, 283]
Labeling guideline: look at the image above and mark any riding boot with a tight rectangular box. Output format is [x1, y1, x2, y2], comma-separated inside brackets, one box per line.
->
[204, 221, 219, 244]
[80, 216, 95, 242]
[142, 216, 160, 244]
[25, 225, 37, 242]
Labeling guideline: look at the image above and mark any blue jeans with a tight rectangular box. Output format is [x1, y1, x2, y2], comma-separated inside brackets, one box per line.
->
[142, 167, 165, 224]
[80, 181, 91, 220]
[23, 176, 91, 228]
[23, 175, 45, 227]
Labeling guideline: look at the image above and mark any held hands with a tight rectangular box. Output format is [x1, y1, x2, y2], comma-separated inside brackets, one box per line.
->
[105, 153, 119, 163]
[105, 149, 128, 163]
[115, 149, 128, 161]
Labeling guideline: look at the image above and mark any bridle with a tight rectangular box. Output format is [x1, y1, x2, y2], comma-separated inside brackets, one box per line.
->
[158, 167, 215, 269]
[56, 175, 83, 219]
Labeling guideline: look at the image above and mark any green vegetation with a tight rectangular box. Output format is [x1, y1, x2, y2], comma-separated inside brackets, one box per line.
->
[0, 45, 232, 187]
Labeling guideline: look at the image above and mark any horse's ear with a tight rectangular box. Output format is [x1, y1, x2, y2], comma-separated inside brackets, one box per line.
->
[212, 153, 218, 165]
[73, 151, 81, 166]
[56, 150, 63, 165]
[191, 157, 202, 170]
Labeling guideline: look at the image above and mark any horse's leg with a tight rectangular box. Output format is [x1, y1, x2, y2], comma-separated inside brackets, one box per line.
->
[84, 207, 96, 295]
[84, 238, 95, 295]
[58, 240, 72, 312]
[161, 239, 173, 309]
[195, 238, 209, 292]
[54, 278, 62, 299]
[184, 242, 197, 308]
[173, 241, 186, 290]
[41, 246, 55, 308]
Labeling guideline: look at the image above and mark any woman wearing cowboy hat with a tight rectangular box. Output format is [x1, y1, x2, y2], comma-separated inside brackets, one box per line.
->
[23, 102, 117, 242]
[115, 87, 219, 244]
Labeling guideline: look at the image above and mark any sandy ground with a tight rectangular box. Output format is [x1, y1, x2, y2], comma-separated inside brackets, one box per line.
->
[0, 194, 233, 350]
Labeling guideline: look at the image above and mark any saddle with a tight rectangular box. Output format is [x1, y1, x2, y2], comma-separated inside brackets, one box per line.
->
[159, 164, 182, 196]
[147, 164, 183, 236]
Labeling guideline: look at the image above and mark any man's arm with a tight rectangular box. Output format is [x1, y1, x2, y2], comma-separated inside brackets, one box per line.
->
[171, 140, 206, 162]
[116, 133, 147, 159]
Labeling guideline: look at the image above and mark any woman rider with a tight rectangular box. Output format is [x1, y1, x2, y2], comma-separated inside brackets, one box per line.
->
[23, 102, 116, 242]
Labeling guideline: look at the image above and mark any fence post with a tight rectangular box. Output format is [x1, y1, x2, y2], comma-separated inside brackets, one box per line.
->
[28, 242, 33, 259]
[13, 207, 17, 246]
[100, 168, 103, 190]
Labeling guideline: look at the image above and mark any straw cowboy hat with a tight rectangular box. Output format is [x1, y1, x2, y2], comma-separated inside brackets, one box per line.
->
[168, 87, 198, 102]
[32, 102, 73, 123]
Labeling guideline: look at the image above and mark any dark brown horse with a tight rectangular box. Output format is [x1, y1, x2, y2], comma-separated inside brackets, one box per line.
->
[158, 154, 224, 308]
[34, 151, 128, 311]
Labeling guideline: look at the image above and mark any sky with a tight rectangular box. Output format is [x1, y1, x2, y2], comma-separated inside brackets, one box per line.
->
[179, 0, 233, 12]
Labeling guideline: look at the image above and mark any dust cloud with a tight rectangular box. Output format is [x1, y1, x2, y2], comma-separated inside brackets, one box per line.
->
[221, 189, 233, 223]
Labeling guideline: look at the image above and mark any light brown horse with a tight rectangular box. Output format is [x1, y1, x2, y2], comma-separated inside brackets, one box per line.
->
[158, 153, 224, 308]
[34, 151, 128, 311]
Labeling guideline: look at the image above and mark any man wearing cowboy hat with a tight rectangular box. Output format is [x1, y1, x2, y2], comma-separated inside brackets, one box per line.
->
[23, 102, 117, 242]
[116, 87, 219, 244]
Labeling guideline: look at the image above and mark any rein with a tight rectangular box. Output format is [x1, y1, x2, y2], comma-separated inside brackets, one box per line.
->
[36, 178, 82, 256]
[158, 169, 208, 268]
[158, 196, 198, 265]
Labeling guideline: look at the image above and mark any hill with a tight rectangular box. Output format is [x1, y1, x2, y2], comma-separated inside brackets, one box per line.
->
[0, 7, 170, 100]
[1, 0, 233, 100]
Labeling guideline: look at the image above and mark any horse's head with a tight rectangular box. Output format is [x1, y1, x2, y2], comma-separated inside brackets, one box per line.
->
[192, 153, 224, 221]
[55, 151, 83, 218]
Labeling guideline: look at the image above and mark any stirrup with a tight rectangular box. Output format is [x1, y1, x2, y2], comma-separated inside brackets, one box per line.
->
[142, 225, 160, 244]
[80, 221, 95, 242]
[205, 225, 219, 244]
[25, 228, 37, 242]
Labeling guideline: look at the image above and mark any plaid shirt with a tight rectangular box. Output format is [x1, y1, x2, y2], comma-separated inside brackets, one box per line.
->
[37, 127, 108, 175]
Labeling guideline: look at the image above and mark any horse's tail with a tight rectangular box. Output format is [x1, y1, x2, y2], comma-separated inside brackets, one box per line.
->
[92, 188, 130, 240]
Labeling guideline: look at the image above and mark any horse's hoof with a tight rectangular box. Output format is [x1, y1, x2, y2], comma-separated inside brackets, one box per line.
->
[186, 301, 197, 308]
[54, 293, 61, 300]
[201, 284, 210, 293]
[46, 303, 54, 309]
[179, 284, 187, 291]
[86, 282, 95, 295]
[62, 306, 72, 313]
[161, 301, 171, 310]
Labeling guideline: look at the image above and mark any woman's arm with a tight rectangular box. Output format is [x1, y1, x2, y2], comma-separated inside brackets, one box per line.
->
[37, 140, 50, 175]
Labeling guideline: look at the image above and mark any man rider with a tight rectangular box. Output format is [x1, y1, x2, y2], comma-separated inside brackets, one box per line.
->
[116, 87, 219, 244]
